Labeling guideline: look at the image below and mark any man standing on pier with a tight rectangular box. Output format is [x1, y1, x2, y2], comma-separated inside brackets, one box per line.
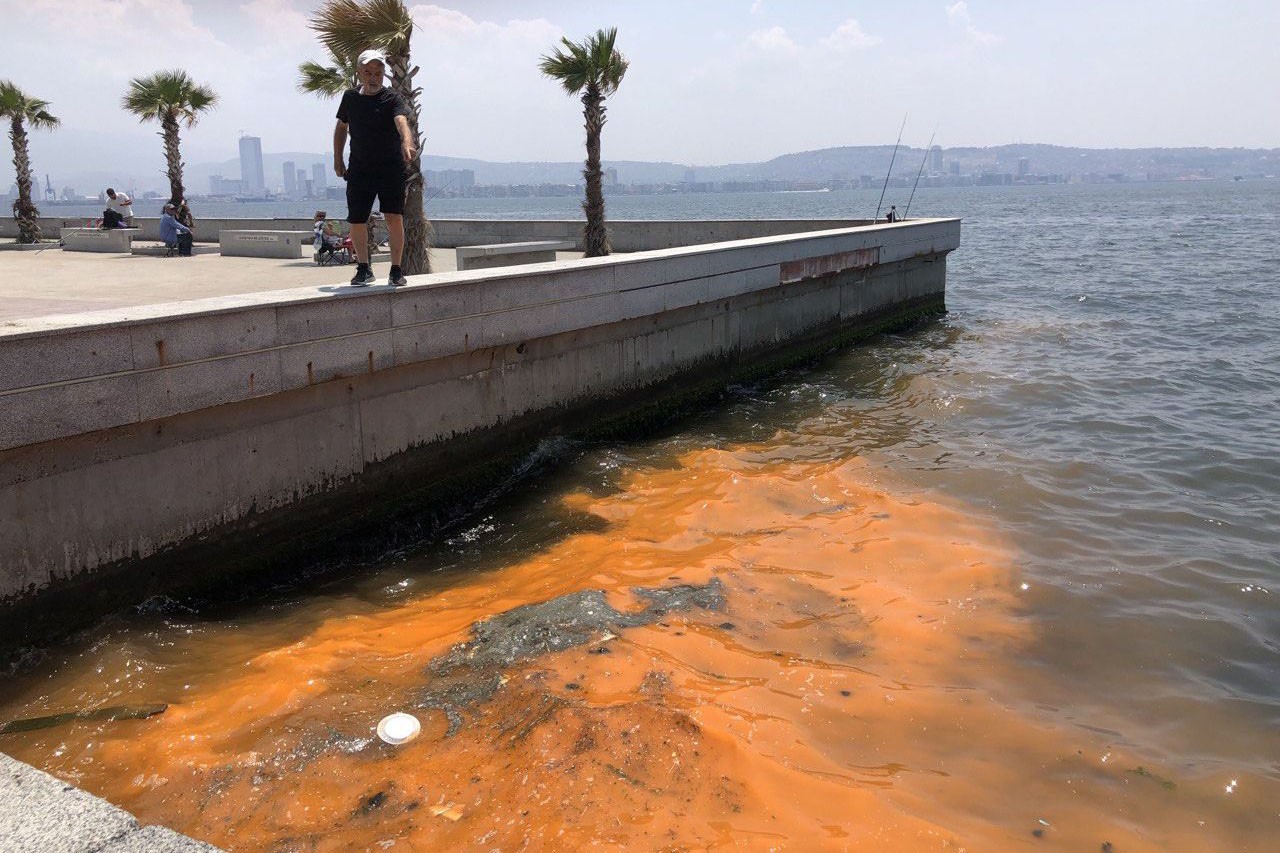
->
[333, 48, 417, 287]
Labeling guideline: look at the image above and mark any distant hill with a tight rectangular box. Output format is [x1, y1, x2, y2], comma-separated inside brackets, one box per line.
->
[703, 144, 1279, 182]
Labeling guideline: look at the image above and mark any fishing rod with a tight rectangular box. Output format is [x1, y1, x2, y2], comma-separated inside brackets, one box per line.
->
[423, 174, 456, 205]
[904, 126, 937, 220]
[874, 113, 907, 223]
[36, 221, 95, 255]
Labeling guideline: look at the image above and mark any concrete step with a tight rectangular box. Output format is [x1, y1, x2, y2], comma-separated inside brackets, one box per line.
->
[131, 244, 220, 257]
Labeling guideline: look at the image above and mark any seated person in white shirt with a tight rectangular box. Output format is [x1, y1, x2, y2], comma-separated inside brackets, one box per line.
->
[313, 210, 344, 249]
[103, 187, 133, 229]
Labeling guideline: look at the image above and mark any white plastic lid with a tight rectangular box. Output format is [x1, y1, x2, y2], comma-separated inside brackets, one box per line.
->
[376, 712, 421, 745]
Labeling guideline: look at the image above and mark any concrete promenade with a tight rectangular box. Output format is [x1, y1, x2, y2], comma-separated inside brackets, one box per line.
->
[0, 219, 959, 646]
[0, 247, 535, 321]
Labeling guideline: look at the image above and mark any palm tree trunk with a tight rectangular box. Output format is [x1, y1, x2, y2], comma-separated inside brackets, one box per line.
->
[389, 51, 432, 275]
[580, 85, 609, 257]
[161, 112, 185, 205]
[9, 116, 41, 244]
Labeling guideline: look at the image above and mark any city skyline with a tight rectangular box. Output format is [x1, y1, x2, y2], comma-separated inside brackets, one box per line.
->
[3, 0, 1278, 194]
[11, 137, 1271, 204]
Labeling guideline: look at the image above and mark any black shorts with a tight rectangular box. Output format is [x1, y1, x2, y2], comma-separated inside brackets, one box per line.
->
[345, 169, 406, 222]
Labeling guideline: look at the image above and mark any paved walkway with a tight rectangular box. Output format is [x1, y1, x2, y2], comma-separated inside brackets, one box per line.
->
[0, 244, 596, 326]
[0, 246, 475, 323]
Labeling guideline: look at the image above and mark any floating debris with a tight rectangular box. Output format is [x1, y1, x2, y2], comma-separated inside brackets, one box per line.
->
[376, 712, 421, 745]
[417, 579, 724, 736]
[1128, 766, 1176, 791]
[430, 802, 463, 821]
[0, 703, 167, 736]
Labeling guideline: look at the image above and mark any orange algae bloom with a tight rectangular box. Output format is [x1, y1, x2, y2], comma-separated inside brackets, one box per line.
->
[1, 447, 1246, 851]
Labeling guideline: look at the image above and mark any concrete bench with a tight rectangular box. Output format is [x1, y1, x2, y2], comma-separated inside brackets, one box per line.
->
[219, 230, 310, 259]
[456, 240, 575, 271]
[132, 242, 218, 257]
[60, 227, 137, 253]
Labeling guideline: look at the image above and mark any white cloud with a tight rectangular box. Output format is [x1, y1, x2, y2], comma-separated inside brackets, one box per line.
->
[750, 0, 765, 15]
[239, 0, 312, 45]
[747, 26, 798, 54]
[26, 0, 221, 47]
[402, 6, 572, 160]
[946, 1, 1002, 46]
[409, 4, 559, 42]
[822, 19, 882, 51]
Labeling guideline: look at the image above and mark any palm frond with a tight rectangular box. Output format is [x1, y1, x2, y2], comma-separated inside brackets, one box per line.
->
[297, 61, 349, 97]
[297, 47, 358, 98]
[312, 0, 412, 61]
[539, 28, 628, 96]
[122, 70, 218, 127]
[0, 80, 60, 128]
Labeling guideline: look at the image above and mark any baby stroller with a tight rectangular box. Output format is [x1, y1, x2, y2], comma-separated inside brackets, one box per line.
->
[314, 235, 353, 266]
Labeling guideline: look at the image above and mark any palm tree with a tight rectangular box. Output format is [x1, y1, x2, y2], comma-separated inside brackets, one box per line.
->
[309, 0, 432, 275]
[540, 28, 628, 258]
[0, 81, 59, 244]
[121, 70, 217, 208]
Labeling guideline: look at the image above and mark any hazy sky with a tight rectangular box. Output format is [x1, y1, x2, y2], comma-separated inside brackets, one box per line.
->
[3, 0, 1277, 188]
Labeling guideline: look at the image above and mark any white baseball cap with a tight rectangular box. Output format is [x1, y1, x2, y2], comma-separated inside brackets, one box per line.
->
[358, 49, 388, 71]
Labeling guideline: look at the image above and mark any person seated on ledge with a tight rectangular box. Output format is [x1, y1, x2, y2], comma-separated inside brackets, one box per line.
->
[885, 204, 898, 223]
[174, 197, 195, 230]
[102, 187, 133, 229]
[313, 210, 343, 249]
[159, 202, 194, 256]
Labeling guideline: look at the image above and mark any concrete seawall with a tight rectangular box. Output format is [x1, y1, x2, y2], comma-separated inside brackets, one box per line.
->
[0, 219, 958, 646]
[3, 216, 869, 252]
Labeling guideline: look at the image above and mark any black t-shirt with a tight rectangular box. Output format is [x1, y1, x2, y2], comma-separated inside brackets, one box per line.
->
[336, 87, 410, 177]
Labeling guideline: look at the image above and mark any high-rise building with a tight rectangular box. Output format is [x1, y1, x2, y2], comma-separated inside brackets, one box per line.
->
[311, 162, 327, 192]
[282, 161, 297, 197]
[929, 145, 943, 174]
[1017, 157, 1030, 178]
[238, 135, 265, 194]
[296, 168, 308, 198]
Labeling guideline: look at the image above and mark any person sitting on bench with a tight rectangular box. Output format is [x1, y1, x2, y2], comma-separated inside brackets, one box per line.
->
[102, 187, 133, 229]
[159, 202, 194, 256]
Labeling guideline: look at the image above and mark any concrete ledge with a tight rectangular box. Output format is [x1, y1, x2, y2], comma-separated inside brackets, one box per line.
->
[0, 752, 222, 852]
[218, 230, 309, 258]
[11, 217, 873, 250]
[456, 240, 576, 270]
[59, 228, 136, 253]
[0, 219, 959, 447]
